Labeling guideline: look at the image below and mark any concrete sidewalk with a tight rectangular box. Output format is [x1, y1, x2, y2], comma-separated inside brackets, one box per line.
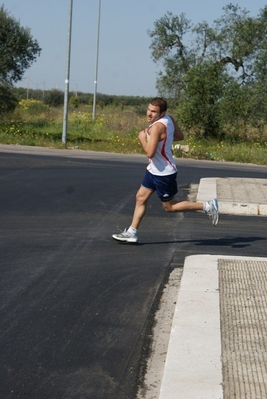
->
[159, 178, 267, 399]
[197, 177, 267, 216]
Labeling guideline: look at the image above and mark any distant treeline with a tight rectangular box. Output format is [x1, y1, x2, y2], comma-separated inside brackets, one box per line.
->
[14, 87, 152, 108]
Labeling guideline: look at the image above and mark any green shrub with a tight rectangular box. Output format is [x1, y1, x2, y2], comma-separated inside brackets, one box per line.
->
[18, 99, 50, 113]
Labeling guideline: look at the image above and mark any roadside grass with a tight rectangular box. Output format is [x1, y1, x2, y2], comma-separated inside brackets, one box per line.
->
[0, 100, 266, 165]
[175, 136, 267, 165]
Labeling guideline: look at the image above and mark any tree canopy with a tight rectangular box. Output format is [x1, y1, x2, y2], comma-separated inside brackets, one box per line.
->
[148, 4, 267, 137]
[0, 6, 41, 114]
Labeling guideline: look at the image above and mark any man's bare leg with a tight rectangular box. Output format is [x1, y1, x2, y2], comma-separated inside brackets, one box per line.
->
[112, 191, 218, 242]
[112, 186, 154, 242]
[130, 186, 154, 229]
[161, 198, 204, 212]
[161, 198, 219, 225]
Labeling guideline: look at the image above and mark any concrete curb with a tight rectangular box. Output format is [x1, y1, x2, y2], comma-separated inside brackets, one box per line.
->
[159, 255, 223, 399]
[159, 255, 267, 399]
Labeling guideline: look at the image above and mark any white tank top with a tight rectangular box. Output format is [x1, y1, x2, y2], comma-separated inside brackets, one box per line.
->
[146, 114, 177, 176]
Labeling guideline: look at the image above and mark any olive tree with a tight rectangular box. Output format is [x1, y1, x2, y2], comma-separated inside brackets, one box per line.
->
[148, 4, 267, 137]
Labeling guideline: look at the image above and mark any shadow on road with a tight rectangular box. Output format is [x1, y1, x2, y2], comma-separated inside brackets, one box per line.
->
[138, 236, 266, 249]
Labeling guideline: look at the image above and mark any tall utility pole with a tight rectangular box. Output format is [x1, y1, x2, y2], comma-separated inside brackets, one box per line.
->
[27, 76, 29, 99]
[92, 0, 101, 120]
[62, 0, 73, 146]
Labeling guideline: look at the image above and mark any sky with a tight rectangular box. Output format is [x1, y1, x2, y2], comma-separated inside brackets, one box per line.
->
[4, 0, 267, 97]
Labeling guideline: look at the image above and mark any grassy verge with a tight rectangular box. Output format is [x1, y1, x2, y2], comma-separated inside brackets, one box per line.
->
[174, 136, 267, 165]
[0, 100, 266, 165]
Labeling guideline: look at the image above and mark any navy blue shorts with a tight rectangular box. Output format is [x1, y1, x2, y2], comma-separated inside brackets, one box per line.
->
[141, 170, 178, 202]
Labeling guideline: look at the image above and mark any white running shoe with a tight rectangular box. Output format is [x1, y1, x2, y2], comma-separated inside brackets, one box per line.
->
[207, 199, 219, 225]
[112, 229, 138, 243]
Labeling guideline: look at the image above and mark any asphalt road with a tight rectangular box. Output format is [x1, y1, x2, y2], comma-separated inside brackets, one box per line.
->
[1, 146, 266, 399]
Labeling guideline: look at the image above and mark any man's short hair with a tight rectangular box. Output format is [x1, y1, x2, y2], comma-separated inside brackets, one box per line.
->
[150, 97, 168, 114]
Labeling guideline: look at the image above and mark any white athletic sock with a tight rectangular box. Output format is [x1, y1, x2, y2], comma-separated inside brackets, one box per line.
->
[203, 202, 210, 213]
[128, 226, 137, 235]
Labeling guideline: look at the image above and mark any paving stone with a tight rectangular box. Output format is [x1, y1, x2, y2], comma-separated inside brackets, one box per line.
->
[219, 259, 267, 399]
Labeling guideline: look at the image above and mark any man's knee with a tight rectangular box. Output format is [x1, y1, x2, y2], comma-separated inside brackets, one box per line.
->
[162, 201, 172, 212]
[136, 191, 148, 205]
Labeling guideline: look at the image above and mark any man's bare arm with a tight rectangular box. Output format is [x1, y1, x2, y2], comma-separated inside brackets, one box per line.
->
[138, 124, 164, 158]
[170, 116, 184, 141]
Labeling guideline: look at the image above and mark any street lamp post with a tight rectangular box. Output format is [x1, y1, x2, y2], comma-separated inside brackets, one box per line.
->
[92, 0, 101, 120]
[62, 0, 73, 146]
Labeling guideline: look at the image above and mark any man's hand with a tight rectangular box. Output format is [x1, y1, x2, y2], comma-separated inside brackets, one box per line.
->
[138, 129, 147, 142]
[138, 125, 164, 158]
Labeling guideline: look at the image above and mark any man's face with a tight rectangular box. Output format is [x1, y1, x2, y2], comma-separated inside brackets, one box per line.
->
[146, 104, 164, 124]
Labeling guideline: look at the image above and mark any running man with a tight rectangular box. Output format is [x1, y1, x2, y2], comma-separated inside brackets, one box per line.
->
[112, 97, 218, 243]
